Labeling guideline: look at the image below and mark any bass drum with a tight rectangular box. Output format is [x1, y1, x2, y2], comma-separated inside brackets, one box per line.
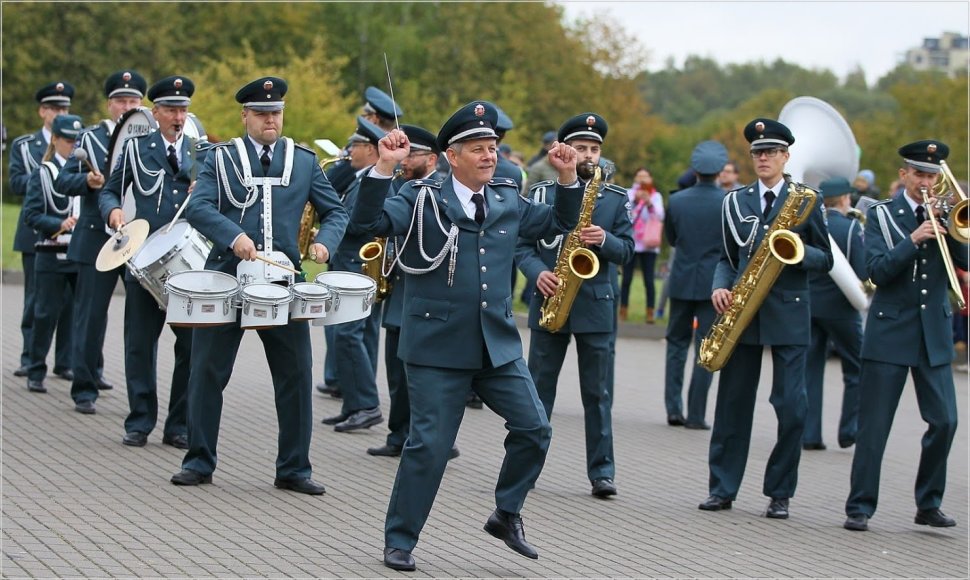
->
[106, 107, 158, 177]
[183, 113, 207, 142]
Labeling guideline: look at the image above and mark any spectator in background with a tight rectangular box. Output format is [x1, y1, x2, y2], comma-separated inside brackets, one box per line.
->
[851, 169, 880, 205]
[718, 161, 743, 191]
[620, 167, 664, 323]
[526, 131, 558, 187]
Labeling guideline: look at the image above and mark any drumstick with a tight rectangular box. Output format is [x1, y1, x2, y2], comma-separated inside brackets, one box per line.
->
[253, 253, 301, 275]
[49, 227, 68, 240]
[164, 192, 191, 234]
[74, 148, 101, 176]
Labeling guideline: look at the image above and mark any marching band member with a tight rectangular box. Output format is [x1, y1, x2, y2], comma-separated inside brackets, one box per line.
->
[56, 69, 148, 412]
[699, 118, 832, 520]
[11, 81, 75, 382]
[803, 177, 866, 451]
[21, 114, 83, 393]
[353, 101, 581, 571]
[844, 140, 969, 532]
[516, 112, 633, 498]
[100, 76, 199, 449]
[663, 141, 729, 430]
[171, 77, 347, 494]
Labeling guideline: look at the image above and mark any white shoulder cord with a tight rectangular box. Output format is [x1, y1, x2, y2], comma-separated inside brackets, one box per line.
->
[534, 183, 564, 252]
[845, 218, 857, 261]
[82, 133, 104, 174]
[215, 139, 258, 220]
[20, 140, 39, 172]
[874, 203, 903, 250]
[392, 185, 460, 285]
[721, 190, 761, 269]
[121, 138, 166, 215]
[40, 162, 70, 215]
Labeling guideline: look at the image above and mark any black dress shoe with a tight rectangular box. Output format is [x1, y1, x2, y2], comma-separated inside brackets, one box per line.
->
[915, 508, 956, 527]
[13, 366, 28, 377]
[122, 431, 148, 447]
[591, 478, 617, 498]
[765, 498, 790, 519]
[26, 379, 47, 393]
[171, 469, 212, 486]
[802, 442, 827, 450]
[698, 495, 732, 511]
[383, 547, 416, 571]
[334, 407, 383, 432]
[96, 378, 114, 390]
[273, 477, 326, 495]
[838, 438, 855, 449]
[684, 421, 711, 430]
[315, 382, 342, 398]
[484, 509, 538, 559]
[448, 446, 460, 460]
[74, 400, 96, 414]
[321, 411, 349, 426]
[667, 413, 686, 426]
[367, 443, 403, 457]
[53, 368, 74, 381]
[844, 513, 869, 531]
[466, 393, 484, 409]
[162, 433, 189, 450]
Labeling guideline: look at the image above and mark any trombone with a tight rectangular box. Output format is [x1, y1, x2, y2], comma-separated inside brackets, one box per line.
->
[919, 184, 966, 311]
[935, 160, 969, 244]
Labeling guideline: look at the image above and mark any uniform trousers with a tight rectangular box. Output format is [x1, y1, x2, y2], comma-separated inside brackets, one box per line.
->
[71, 263, 123, 404]
[335, 303, 381, 414]
[384, 325, 409, 447]
[27, 266, 76, 381]
[20, 253, 73, 371]
[122, 280, 191, 437]
[804, 315, 862, 446]
[708, 343, 807, 500]
[845, 354, 957, 517]
[19, 252, 36, 368]
[529, 330, 614, 482]
[385, 358, 551, 551]
[182, 320, 314, 480]
[323, 325, 338, 387]
[664, 297, 716, 423]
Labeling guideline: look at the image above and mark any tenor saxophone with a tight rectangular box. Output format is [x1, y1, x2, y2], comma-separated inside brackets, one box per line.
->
[298, 154, 350, 261]
[538, 165, 602, 332]
[358, 168, 403, 303]
[697, 177, 819, 372]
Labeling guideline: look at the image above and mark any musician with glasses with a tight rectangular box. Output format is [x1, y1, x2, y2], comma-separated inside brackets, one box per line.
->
[699, 118, 832, 520]
[99, 76, 200, 449]
[843, 140, 969, 532]
[803, 177, 866, 452]
[57, 70, 148, 413]
[10, 81, 76, 383]
[170, 76, 347, 494]
[516, 112, 633, 499]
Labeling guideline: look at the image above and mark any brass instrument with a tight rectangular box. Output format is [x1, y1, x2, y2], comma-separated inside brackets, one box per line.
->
[935, 160, 969, 244]
[298, 154, 350, 262]
[538, 165, 602, 332]
[357, 168, 401, 303]
[846, 207, 866, 224]
[698, 178, 819, 372]
[919, 185, 966, 311]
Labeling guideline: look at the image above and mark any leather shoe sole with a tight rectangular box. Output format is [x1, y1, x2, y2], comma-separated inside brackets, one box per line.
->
[74, 401, 96, 414]
[383, 548, 416, 571]
[802, 442, 827, 450]
[838, 438, 855, 449]
[484, 511, 538, 559]
[162, 434, 189, 450]
[367, 444, 403, 457]
[698, 496, 732, 511]
[171, 469, 212, 486]
[122, 432, 148, 447]
[844, 514, 869, 531]
[274, 477, 326, 495]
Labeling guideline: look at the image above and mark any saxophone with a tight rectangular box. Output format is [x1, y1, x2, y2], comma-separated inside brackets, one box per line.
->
[538, 165, 602, 332]
[697, 177, 819, 372]
[358, 168, 402, 303]
[298, 154, 349, 261]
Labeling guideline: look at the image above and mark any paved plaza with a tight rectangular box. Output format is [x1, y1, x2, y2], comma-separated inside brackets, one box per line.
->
[2, 279, 968, 578]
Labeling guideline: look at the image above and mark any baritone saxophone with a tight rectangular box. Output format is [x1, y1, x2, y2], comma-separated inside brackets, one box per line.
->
[697, 178, 819, 372]
[538, 165, 602, 332]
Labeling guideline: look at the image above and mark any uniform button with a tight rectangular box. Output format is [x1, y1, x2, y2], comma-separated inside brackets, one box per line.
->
[479, 248, 485, 255]
[257, 244, 263, 250]
[482, 283, 488, 290]
[921, 304, 926, 310]
[481, 301, 487, 309]
[795, 297, 800, 302]
[878, 311, 883, 316]
[479, 231, 485, 237]
[763, 225, 769, 231]
[921, 274, 928, 280]
[481, 266, 487, 273]
[174, 203, 179, 208]
[424, 313, 430, 319]
[921, 289, 928, 295]
[922, 259, 927, 264]
[173, 189, 179, 195]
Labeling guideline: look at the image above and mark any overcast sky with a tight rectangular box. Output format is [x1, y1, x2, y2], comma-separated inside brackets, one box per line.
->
[558, 1, 969, 84]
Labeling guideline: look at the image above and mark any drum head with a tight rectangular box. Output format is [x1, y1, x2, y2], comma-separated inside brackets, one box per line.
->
[292, 282, 330, 299]
[106, 107, 158, 175]
[315, 271, 376, 291]
[241, 283, 291, 302]
[166, 270, 238, 296]
[131, 221, 191, 268]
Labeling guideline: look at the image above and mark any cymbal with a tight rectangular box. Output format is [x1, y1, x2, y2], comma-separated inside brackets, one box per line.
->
[95, 219, 150, 272]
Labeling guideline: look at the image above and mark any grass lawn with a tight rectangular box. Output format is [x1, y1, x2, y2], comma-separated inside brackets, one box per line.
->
[1, 200, 665, 324]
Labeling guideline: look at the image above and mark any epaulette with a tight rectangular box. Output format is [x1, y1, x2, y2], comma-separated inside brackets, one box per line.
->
[411, 178, 441, 189]
[488, 177, 518, 189]
[603, 183, 627, 196]
[871, 199, 891, 206]
[11, 133, 34, 145]
[194, 140, 217, 153]
[294, 142, 314, 154]
[528, 179, 555, 192]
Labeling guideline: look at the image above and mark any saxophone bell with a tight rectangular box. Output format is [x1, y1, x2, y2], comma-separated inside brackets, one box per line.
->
[360, 238, 392, 303]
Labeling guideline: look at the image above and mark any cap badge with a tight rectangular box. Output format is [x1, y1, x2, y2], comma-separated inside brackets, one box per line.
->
[928, 143, 938, 154]
[73, 121, 81, 130]
[263, 80, 274, 91]
[55, 82, 64, 92]
[755, 121, 765, 133]
[586, 115, 596, 127]
[174, 78, 183, 89]
[474, 104, 485, 117]
[123, 72, 132, 82]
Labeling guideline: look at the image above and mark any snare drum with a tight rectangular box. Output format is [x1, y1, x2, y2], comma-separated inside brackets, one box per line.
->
[130, 220, 210, 308]
[164, 270, 239, 327]
[314, 271, 377, 325]
[289, 282, 332, 321]
[240, 284, 293, 329]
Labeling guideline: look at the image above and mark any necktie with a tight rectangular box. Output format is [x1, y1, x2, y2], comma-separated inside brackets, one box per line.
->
[471, 193, 486, 225]
[260, 145, 271, 173]
[167, 144, 179, 174]
[763, 190, 776, 220]
[915, 205, 926, 224]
